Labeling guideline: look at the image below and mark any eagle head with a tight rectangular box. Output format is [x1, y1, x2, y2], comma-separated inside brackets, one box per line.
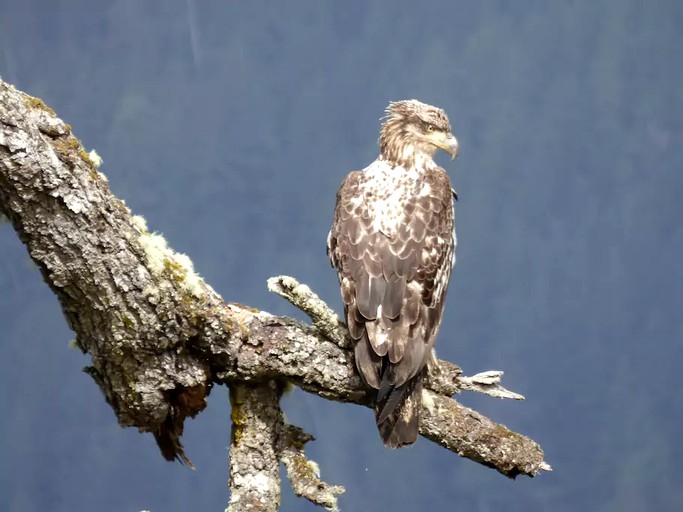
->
[379, 99, 459, 168]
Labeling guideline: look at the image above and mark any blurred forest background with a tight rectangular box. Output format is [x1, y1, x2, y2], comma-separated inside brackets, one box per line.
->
[1, 1, 682, 511]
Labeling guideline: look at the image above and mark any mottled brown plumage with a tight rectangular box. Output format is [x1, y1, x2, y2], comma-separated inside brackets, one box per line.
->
[328, 99, 458, 447]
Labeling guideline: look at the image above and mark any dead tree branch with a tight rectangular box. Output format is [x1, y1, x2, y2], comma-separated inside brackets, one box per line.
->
[0, 79, 549, 511]
[227, 381, 284, 512]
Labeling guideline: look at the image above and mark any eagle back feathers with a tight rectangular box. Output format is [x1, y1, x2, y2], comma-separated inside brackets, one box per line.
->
[328, 157, 455, 446]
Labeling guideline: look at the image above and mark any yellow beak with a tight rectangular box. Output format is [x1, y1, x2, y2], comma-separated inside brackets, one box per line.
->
[427, 131, 459, 159]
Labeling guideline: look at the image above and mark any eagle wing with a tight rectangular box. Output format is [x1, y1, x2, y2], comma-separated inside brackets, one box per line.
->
[327, 165, 455, 446]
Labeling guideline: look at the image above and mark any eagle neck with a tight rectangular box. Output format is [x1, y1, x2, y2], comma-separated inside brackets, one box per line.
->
[379, 148, 436, 172]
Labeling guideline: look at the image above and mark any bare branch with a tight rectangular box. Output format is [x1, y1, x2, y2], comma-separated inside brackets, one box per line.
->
[0, 79, 549, 510]
[459, 371, 525, 400]
[421, 391, 547, 477]
[280, 425, 345, 511]
[267, 275, 348, 348]
[227, 381, 284, 512]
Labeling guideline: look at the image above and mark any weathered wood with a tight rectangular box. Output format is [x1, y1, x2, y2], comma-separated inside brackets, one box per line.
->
[227, 381, 283, 512]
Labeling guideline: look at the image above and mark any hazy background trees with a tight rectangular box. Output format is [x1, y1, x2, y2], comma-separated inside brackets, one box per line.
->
[1, 1, 682, 510]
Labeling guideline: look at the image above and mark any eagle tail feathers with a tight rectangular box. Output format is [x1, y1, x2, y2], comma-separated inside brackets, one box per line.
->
[375, 374, 423, 448]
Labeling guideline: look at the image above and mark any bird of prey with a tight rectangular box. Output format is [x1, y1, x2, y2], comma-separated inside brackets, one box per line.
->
[327, 99, 459, 448]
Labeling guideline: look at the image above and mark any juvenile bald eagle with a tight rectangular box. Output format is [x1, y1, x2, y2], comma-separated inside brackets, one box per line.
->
[327, 99, 458, 448]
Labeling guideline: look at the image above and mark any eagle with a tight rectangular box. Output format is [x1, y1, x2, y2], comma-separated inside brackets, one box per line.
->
[327, 99, 459, 448]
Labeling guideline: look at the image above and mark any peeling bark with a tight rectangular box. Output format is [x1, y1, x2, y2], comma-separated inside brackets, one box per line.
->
[0, 79, 549, 511]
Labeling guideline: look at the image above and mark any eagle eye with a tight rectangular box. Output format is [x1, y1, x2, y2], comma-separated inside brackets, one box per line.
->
[426, 124, 436, 132]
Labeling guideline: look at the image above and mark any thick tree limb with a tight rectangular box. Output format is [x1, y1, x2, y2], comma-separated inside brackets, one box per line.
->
[227, 381, 283, 512]
[0, 79, 549, 510]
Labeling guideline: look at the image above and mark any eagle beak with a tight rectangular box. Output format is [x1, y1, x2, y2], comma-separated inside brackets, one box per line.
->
[444, 133, 459, 160]
[428, 131, 459, 160]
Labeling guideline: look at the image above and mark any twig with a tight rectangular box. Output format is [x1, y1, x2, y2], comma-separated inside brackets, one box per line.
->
[280, 425, 345, 511]
[459, 371, 525, 400]
[268, 275, 349, 348]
